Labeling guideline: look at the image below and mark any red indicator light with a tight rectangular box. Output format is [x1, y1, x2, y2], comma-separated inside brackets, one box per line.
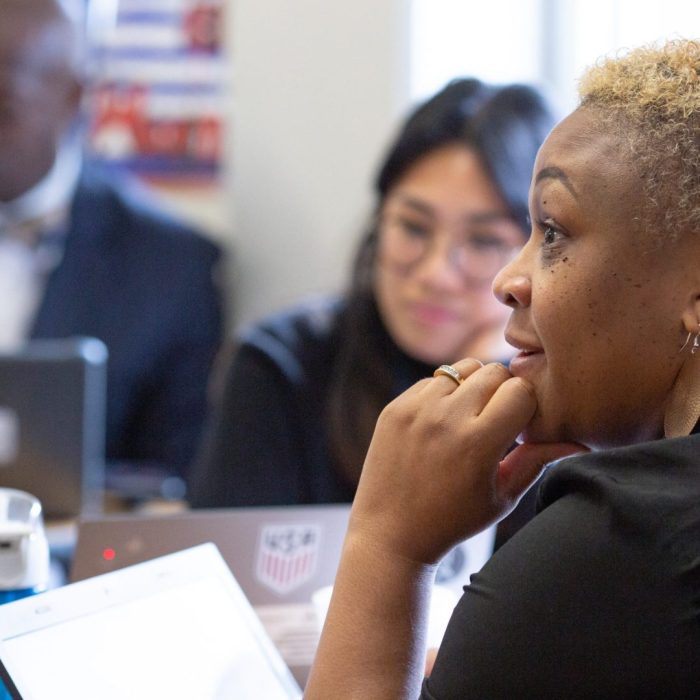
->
[102, 548, 116, 561]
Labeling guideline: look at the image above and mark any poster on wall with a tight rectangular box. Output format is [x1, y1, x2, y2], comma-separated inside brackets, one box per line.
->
[87, 0, 225, 185]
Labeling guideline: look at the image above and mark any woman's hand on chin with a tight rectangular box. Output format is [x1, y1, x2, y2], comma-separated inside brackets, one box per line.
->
[349, 357, 587, 566]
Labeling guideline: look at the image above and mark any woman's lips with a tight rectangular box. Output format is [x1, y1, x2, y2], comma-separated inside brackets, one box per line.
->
[408, 302, 459, 326]
[509, 348, 544, 376]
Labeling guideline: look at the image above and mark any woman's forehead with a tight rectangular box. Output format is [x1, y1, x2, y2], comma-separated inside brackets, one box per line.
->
[533, 109, 636, 206]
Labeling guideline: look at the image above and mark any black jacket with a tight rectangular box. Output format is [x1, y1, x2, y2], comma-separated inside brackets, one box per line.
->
[31, 163, 223, 479]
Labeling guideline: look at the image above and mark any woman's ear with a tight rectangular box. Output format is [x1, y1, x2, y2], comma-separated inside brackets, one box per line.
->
[664, 304, 700, 438]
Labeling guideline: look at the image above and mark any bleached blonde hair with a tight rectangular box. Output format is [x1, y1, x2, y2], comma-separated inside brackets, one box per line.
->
[578, 39, 700, 240]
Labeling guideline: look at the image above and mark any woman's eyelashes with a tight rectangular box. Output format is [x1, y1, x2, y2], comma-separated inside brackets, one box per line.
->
[535, 218, 567, 261]
[543, 224, 558, 245]
[399, 217, 430, 239]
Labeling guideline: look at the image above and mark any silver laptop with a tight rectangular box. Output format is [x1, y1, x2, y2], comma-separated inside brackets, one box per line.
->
[69, 505, 496, 686]
[71, 504, 351, 687]
[0, 337, 107, 519]
[0, 543, 301, 699]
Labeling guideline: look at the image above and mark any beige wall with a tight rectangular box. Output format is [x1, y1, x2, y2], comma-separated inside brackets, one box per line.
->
[226, 0, 411, 328]
[150, 1, 411, 330]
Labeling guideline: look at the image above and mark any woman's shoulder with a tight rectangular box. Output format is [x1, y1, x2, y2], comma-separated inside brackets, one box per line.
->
[239, 295, 344, 347]
[437, 436, 700, 699]
[539, 433, 700, 503]
[536, 434, 700, 560]
[232, 295, 346, 383]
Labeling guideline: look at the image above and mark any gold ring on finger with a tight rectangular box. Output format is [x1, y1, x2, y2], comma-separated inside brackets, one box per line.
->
[433, 364, 463, 386]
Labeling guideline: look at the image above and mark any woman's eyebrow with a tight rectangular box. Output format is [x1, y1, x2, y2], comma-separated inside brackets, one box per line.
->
[535, 166, 578, 199]
[392, 194, 512, 223]
[463, 211, 514, 225]
[391, 194, 434, 217]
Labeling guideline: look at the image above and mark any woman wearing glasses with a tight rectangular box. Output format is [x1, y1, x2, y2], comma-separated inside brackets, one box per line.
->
[188, 79, 555, 517]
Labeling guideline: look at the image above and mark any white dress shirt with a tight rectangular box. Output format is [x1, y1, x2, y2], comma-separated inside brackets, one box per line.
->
[0, 139, 82, 351]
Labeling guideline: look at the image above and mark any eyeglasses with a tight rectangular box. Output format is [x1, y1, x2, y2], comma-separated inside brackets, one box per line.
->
[378, 208, 524, 282]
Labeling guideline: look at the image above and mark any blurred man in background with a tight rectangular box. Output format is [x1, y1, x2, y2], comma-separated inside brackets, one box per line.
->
[0, 0, 224, 499]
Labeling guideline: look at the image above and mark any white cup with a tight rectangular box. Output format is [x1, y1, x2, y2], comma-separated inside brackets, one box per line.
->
[311, 582, 459, 648]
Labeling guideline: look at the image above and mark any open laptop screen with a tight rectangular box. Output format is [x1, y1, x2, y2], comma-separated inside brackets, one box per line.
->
[0, 337, 106, 519]
[69, 505, 495, 688]
[0, 544, 301, 700]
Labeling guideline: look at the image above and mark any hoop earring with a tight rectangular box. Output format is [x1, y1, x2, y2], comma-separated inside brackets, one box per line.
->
[679, 327, 700, 354]
[666, 324, 700, 437]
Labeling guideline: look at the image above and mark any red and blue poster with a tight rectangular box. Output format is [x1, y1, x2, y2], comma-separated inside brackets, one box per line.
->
[88, 0, 225, 183]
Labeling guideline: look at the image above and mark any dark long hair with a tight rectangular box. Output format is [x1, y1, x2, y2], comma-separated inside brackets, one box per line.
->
[327, 78, 557, 487]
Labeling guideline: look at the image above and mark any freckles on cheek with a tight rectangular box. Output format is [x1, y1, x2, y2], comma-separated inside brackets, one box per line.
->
[538, 265, 600, 349]
[580, 264, 641, 356]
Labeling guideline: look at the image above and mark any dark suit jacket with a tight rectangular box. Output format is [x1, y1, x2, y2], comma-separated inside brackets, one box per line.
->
[30, 164, 224, 481]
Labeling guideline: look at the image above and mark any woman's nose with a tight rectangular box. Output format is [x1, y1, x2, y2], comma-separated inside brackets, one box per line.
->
[414, 236, 465, 287]
[492, 250, 531, 308]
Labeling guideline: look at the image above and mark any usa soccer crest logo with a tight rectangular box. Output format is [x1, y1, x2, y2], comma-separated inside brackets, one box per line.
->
[256, 523, 321, 595]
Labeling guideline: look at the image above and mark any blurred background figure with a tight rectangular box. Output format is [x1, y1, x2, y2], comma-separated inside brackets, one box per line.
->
[189, 77, 555, 545]
[0, 0, 224, 500]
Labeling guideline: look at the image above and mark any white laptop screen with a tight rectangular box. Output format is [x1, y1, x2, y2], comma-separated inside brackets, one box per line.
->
[0, 544, 301, 700]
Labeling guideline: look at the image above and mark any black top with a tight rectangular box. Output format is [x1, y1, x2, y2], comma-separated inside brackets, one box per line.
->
[421, 433, 700, 699]
[189, 297, 435, 506]
[188, 296, 535, 546]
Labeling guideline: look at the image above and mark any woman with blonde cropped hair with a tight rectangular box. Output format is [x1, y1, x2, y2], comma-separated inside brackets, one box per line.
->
[304, 39, 700, 699]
